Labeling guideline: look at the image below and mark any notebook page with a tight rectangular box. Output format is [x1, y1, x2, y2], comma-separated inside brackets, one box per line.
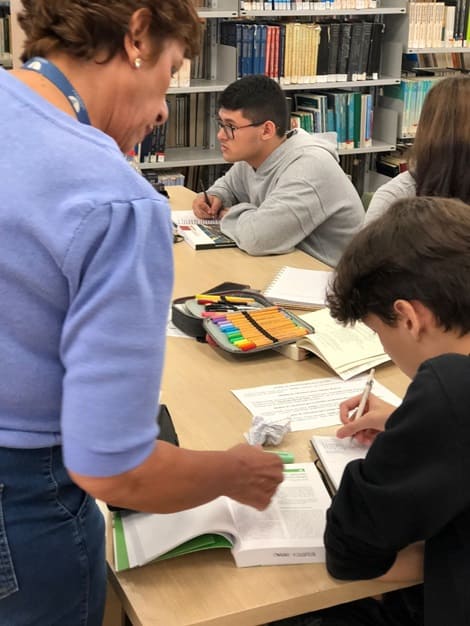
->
[311, 436, 368, 491]
[264, 266, 332, 307]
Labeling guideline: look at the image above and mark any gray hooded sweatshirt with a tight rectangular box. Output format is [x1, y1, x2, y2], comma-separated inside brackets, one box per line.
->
[209, 129, 364, 267]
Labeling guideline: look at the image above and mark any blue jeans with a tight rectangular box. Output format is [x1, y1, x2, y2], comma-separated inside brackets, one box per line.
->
[0, 446, 106, 625]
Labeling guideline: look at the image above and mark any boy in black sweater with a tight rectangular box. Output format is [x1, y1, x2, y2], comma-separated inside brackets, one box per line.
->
[273, 196, 470, 626]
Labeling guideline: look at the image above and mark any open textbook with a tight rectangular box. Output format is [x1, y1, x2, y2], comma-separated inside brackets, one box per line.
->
[295, 308, 390, 379]
[232, 375, 402, 432]
[113, 463, 331, 571]
[311, 436, 368, 494]
[171, 211, 236, 250]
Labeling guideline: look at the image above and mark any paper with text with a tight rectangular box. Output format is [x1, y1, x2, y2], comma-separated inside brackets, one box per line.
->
[232, 376, 401, 431]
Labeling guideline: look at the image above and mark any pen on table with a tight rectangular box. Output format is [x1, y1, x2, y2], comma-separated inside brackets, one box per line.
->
[351, 368, 375, 424]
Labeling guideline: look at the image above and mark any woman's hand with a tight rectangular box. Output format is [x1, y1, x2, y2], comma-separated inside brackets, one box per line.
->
[336, 393, 396, 446]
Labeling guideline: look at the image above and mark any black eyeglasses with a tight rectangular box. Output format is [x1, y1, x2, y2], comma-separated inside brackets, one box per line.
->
[215, 118, 267, 140]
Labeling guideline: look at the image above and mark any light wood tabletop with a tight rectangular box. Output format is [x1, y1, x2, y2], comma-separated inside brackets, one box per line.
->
[104, 186, 415, 626]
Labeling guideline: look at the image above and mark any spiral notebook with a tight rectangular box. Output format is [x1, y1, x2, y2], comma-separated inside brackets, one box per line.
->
[172, 211, 236, 250]
[263, 266, 332, 309]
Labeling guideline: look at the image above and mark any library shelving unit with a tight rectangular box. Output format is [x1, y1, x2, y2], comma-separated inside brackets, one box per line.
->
[0, 0, 12, 68]
[366, 0, 470, 188]
[6, 0, 408, 186]
[382, 0, 470, 54]
[142, 0, 407, 174]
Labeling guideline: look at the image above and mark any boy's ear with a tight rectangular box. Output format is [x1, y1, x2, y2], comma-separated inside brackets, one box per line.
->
[393, 299, 434, 340]
[261, 120, 278, 140]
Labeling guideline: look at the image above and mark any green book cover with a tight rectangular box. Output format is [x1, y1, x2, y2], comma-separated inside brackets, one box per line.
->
[113, 512, 232, 571]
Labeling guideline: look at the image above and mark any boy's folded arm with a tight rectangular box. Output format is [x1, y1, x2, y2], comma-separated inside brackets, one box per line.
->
[378, 542, 424, 582]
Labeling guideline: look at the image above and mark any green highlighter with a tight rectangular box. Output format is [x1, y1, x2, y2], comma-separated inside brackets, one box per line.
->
[269, 450, 295, 464]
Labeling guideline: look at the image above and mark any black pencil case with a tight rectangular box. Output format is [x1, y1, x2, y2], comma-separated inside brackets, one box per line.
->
[171, 282, 256, 340]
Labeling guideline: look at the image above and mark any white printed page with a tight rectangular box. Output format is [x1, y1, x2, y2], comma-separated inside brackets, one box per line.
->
[298, 308, 388, 372]
[232, 376, 402, 431]
[311, 436, 368, 491]
[228, 463, 331, 566]
[122, 497, 235, 568]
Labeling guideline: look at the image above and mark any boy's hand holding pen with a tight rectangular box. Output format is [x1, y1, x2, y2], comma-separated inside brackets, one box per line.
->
[192, 180, 225, 220]
[336, 369, 397, 446]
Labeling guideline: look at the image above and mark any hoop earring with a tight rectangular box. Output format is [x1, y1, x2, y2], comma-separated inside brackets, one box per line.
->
[134, 58, 142, 69]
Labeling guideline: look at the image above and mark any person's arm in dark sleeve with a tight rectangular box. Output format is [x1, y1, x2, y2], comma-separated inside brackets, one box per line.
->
[325, 362, 465, 580]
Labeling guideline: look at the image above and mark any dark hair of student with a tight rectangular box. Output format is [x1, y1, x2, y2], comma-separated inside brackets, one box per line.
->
[218, 74, 288, 137]
[18, 0, 201, 63]
[408, 75, 470, 203]
[327, 196, 470, 334]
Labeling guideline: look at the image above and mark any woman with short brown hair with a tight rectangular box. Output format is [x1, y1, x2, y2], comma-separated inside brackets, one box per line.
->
[0, 2, 283, 624]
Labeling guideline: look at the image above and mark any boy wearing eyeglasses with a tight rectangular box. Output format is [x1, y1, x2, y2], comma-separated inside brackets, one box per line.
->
[192, 75, 364, 267]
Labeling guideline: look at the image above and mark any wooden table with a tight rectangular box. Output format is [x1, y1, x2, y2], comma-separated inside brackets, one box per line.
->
[104, 187, 414, 626]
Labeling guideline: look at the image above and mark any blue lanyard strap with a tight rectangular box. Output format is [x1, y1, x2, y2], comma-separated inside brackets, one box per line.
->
[22, 57, 91, 125]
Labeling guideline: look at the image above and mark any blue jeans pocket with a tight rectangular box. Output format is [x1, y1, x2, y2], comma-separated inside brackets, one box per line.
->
[0, 484, 18, 600]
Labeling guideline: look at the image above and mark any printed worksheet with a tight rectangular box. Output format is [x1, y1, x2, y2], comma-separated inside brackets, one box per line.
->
[232, 376, 401, 431]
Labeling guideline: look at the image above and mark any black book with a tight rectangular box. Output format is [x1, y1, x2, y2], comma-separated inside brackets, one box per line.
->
[357, 22, 373, 81]
[317, 24, 330, 80]
[366, 22, 385, 80]
[347, 22, 364, 81]
[327, 22, 341, 82]
[336, 23, 352, 80]
[460, 0, 470, 43]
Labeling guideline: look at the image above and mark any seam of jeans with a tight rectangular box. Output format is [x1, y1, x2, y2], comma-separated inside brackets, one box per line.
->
[0, 484, 19, 601]
[45, 448, 90, 520]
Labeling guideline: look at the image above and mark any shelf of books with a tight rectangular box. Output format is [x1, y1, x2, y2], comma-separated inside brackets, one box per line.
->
[140, 137, 396, 171]
[0, 0, 11, 68]
[406, 47, 470, 53]
[139, 0, 406, 182]
[241, 7, 406, 14]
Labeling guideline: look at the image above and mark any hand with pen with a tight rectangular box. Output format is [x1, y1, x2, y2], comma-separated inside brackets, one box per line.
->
[192, 185, 227, 220]
[336, 393, 396, 446]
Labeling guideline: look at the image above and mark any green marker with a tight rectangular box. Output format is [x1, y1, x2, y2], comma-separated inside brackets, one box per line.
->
[269, 450, 295, 464]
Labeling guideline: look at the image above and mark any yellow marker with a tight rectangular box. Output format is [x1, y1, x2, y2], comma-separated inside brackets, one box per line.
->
[196, 294, 256, 303]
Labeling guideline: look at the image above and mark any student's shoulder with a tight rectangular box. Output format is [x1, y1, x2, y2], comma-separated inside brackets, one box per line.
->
[415, 354, 470, 402]
[421, 353, 470, 378]
[379, 170, 416, 194]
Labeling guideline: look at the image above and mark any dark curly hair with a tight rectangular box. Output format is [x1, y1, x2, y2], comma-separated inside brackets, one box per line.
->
[327, 196, 470, 335]
[18, 0, 201, 63]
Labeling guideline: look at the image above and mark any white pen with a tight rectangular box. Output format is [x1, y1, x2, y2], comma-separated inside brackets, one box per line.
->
[351, 368, 375, 423]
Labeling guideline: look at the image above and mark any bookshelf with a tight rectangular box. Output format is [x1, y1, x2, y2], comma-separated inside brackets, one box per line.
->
[367, 0, 469, 183]
[144, 0, 408, 179]
[5, 0, 407, 191]
[0, 0, 11, 68]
